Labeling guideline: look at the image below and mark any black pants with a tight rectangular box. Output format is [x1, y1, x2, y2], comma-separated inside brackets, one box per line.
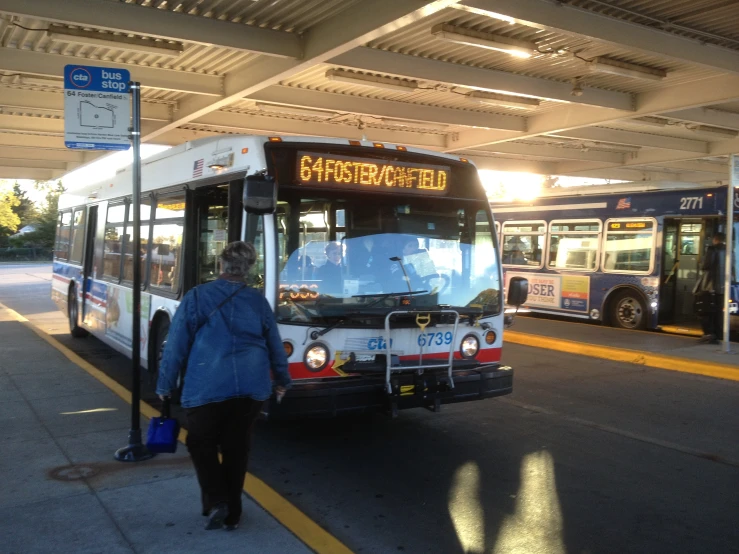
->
[185, 397, 263, 523]
[701, 309, 723, 338]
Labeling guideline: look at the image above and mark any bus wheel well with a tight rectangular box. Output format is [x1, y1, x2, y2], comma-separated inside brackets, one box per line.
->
[603, 287, 648, 329]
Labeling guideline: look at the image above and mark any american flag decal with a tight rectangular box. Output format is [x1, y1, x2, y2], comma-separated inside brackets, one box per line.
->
[193, 159, 204, 177]
[616, 197, 631, 210]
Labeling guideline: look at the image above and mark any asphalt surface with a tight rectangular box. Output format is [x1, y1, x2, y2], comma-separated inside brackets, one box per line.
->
[2, 264, 738, 554]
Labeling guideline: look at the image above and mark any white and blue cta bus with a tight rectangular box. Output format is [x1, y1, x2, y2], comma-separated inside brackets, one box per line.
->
[52, 135, 527, 417]
[492, 182, 738, 331]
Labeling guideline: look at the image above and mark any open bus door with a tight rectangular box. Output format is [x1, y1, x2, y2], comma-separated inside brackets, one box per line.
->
[81, 205, 98, 326]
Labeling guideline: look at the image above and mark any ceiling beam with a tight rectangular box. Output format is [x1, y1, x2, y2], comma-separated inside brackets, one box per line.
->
[546, 126, 708, 153]
[0, 86, 171, 121]
[0, 166, 56, 180]
[143, 0, 461, 143]
[0, 145, 83, 162]
[0, 133, 65, 148]
[448, 74, 739, 151]
[192, 111, 446, 149]
[0, 0, 301, 58]
[0, 157, 67, 170]
[0, 49, 222, 96]
[330, 47, 633, 110]
[0, 114, 62, 134]
[661, 108, 739, 131]
[467, 155, 555, 174]
[648, 160, 728, 175]
[462, 0, 739, 75]
[556, 136, 739, 175]
[472, 142, 625, 163]
[247, 85, 527, 131]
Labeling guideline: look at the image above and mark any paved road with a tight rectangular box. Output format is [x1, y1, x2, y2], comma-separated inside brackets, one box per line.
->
[2, 264, 738, 554]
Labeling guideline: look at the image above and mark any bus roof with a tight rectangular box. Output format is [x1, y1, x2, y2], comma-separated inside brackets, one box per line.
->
[520, 181, 721, 200]
[59, 134, 473, 209]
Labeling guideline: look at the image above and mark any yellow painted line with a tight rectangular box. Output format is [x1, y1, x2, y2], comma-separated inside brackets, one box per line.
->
[659, 325, 703, 338]
[505, 330, 739, 382]
[0, 302, 352, 554]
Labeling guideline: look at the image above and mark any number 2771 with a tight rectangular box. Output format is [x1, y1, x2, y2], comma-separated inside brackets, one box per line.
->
[679, 196, 704, 210]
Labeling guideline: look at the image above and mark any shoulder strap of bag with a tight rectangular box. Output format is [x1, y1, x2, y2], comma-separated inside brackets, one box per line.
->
[207, 283, 247, 320]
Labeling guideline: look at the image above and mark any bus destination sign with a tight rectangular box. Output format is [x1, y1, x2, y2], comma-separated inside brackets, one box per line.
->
[297, 152, 449, 195]
[607, 220, 653, 231]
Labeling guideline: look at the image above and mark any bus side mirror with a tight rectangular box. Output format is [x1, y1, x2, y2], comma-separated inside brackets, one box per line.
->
[243, 173, 276, 214]
[506, 276, 528, 307]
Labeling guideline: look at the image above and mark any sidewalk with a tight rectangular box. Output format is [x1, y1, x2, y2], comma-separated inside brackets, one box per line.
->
[0, 305, 313, 554]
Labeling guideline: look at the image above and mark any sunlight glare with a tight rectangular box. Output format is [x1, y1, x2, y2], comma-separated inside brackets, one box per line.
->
[493, 450, 565, 554]
[479, 170, 544, 202]
[448, 461, 485, 554]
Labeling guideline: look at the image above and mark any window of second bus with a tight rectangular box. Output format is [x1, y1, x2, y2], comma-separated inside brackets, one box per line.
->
[602, 219, 656, 274]
[501, 221, 546, 268]
[548, 220, 601, 271]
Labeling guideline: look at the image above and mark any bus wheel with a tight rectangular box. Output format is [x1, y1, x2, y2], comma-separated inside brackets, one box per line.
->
[610, 291, 646, 330]
[68, 285, 88, 338]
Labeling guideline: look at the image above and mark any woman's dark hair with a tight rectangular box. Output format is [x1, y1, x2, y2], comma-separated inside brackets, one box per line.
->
[220, 241, 257, 277]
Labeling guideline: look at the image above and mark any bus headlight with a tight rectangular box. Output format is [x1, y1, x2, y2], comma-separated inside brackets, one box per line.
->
[460, 334, 480, 358]
[304, 343, 329, 371]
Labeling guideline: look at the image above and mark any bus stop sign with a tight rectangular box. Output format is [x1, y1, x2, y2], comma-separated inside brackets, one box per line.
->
[64, 65, 131, 151]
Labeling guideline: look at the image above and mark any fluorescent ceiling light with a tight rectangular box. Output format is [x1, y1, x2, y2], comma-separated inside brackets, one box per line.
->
[632, 116, 668, 128]
[325, 69, 419, 93]
[255, 102, 337, 119]
[431, 23, 535, 58]
[586, 57, 667, 81]
[466, 90, 540, 109]
[47, 26, 184, 57]
[452, 5, 516, 25]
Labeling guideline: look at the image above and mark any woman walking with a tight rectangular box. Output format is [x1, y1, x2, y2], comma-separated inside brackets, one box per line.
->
[156, 241, 291, 531]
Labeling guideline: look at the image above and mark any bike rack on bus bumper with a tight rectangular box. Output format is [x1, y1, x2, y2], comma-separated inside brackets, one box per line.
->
[383, 309, 461, 396]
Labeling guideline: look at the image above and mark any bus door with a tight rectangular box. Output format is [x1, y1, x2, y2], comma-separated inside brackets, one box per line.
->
[660, 220, 678, 322]
[81, 205, 98, 326]
[674, 220, 703, 321]
[190, 181, 243, 286]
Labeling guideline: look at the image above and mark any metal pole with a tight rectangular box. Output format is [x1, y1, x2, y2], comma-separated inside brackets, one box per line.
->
[116, 81, 154, 462]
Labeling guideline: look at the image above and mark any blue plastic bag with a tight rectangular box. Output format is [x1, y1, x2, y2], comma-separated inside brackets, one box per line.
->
[146, 398, 180, 454]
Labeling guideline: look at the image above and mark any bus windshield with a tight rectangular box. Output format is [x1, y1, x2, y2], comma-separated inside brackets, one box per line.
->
[276, 195, 500, 324]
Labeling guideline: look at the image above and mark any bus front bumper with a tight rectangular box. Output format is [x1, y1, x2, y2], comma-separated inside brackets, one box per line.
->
[263, 364, 513, 419]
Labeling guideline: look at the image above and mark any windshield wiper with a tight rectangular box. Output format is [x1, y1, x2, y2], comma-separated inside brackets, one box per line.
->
[352, 290, 428, 309]
[311, 291, 429, 339]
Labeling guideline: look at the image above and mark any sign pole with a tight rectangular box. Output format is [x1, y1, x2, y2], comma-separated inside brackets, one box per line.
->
[115, 81, 153, 462]
[724, 156, 738, 353]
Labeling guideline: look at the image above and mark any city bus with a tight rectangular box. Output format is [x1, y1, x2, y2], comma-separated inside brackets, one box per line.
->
[492, 182, 738, 331]
[52, 135, 527, 418]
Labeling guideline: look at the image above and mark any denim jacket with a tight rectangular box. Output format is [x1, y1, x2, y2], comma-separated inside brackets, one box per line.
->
[156, 278, 291, 408]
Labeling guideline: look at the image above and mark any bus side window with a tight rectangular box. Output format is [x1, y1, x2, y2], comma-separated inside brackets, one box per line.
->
[69, 208, 87, 264]
[150, 193, 185, 293]
[103, 203, 127, 282]
[54, 211, 72, 261]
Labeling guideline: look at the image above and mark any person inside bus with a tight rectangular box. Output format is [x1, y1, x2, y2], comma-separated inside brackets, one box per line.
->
[314, 241, 344, 294]
[695, 232, 727, 344]
[347, 235, 376, 278]
[156, 241, 291, 531]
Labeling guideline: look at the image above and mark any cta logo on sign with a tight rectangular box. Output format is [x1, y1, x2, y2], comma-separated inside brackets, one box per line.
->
[68, 67, 92, 89]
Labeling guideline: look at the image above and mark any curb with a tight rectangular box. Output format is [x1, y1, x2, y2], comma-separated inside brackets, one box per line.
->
[505, 330, 739, 382]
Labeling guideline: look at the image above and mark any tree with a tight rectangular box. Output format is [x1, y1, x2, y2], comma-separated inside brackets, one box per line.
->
[0, 189, 21, 238]
[12, 182, 38, 229]
[14, 181, 65, 248]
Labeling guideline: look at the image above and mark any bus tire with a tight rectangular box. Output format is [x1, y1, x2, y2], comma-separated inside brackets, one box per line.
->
[68, 284, 89, 338]
[609, 290, 646, 330]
